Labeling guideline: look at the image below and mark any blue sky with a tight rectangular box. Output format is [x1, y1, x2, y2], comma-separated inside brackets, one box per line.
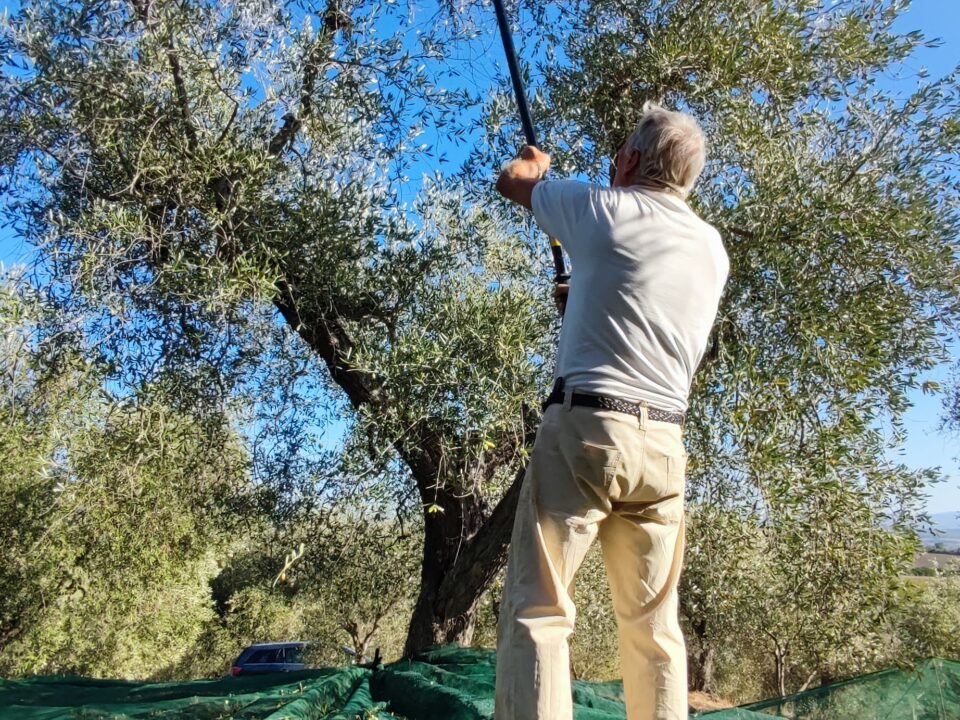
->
[883, 0, 960, 513]
[1, 0, 958, 512]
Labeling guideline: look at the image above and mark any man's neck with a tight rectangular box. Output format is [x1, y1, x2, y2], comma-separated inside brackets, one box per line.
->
[617, 178, 685, 200]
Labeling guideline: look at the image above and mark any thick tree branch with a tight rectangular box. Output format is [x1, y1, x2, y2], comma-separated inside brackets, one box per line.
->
[273, 272, 460, 498]
[166, 37, 198, 152]
[436, 464, 526, 617]
[273, 276, 384, 410]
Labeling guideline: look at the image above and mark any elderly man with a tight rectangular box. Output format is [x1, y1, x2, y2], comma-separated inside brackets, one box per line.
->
[493, 103, 728, 720]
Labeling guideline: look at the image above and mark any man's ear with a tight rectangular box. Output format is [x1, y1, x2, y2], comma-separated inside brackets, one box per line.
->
[622, 148, 641, 177]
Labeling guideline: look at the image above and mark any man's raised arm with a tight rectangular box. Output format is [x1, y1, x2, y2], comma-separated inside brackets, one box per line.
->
[495, 145, 551, 209]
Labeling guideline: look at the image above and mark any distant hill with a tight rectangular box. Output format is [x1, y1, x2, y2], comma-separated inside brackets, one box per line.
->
[913, 552, 960, 570]
[919, 511, 960, 550]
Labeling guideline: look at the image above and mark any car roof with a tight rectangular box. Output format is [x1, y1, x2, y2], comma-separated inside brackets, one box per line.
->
[245, 641, 307, 649]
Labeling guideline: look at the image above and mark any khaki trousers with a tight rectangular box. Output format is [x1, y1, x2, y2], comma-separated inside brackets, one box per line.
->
[495, 403, 688, 720]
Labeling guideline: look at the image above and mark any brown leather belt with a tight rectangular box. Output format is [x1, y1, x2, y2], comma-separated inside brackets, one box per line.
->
[543, 378, 685, 426]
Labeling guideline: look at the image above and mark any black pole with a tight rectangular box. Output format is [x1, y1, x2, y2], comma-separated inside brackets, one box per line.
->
[492, 0, 537, 148]
[491, 0, 569, 284]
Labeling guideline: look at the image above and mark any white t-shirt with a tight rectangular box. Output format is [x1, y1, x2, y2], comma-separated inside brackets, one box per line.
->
[532, 180, 729, 413]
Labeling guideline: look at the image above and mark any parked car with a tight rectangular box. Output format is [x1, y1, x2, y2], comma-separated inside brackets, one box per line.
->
[230, 642, 309, 676]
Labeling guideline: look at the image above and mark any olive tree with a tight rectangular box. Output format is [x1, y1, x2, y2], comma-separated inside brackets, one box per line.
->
[295, 511, 422, 662]
[0, 280, 252, 677]
[1, 0, 554, 654]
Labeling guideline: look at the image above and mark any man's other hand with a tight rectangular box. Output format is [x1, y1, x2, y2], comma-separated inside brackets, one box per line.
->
[496, 146, 552, 209]
[554, 282, 569, 317]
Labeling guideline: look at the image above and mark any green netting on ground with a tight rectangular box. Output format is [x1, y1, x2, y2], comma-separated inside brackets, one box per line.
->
[700, 657, 960, 720]
[0, 647, 625, 720]
[385, 647, 627, 720]
[0, 666, 391, 720]
[2, 648, 959, 719]
[698, 709, 780, 719]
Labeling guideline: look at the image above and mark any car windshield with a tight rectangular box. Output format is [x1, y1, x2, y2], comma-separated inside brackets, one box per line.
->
[245, 648, 284, 664]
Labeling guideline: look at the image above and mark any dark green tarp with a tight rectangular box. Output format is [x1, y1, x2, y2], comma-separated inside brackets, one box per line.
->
[2, 648, 958, 719]
[703, 657, 960, 720]
[0, 666, 385, 719]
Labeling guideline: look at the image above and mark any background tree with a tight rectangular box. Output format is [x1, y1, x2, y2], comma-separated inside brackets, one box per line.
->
[680, 506, 766, 694]
[891, 576, 960, 662]
[169, 507, 421, 678]
[745, 487, 917, 696]
[0, 280, 253, 676]
[295, 511, 421, 663]
[1, 276, 419, 679]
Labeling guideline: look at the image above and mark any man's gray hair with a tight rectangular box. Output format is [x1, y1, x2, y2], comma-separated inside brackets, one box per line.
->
[624, 103, 706, 198]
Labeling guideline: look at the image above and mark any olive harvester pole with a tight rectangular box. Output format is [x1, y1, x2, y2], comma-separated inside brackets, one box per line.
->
[491, 0, 569, 285]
